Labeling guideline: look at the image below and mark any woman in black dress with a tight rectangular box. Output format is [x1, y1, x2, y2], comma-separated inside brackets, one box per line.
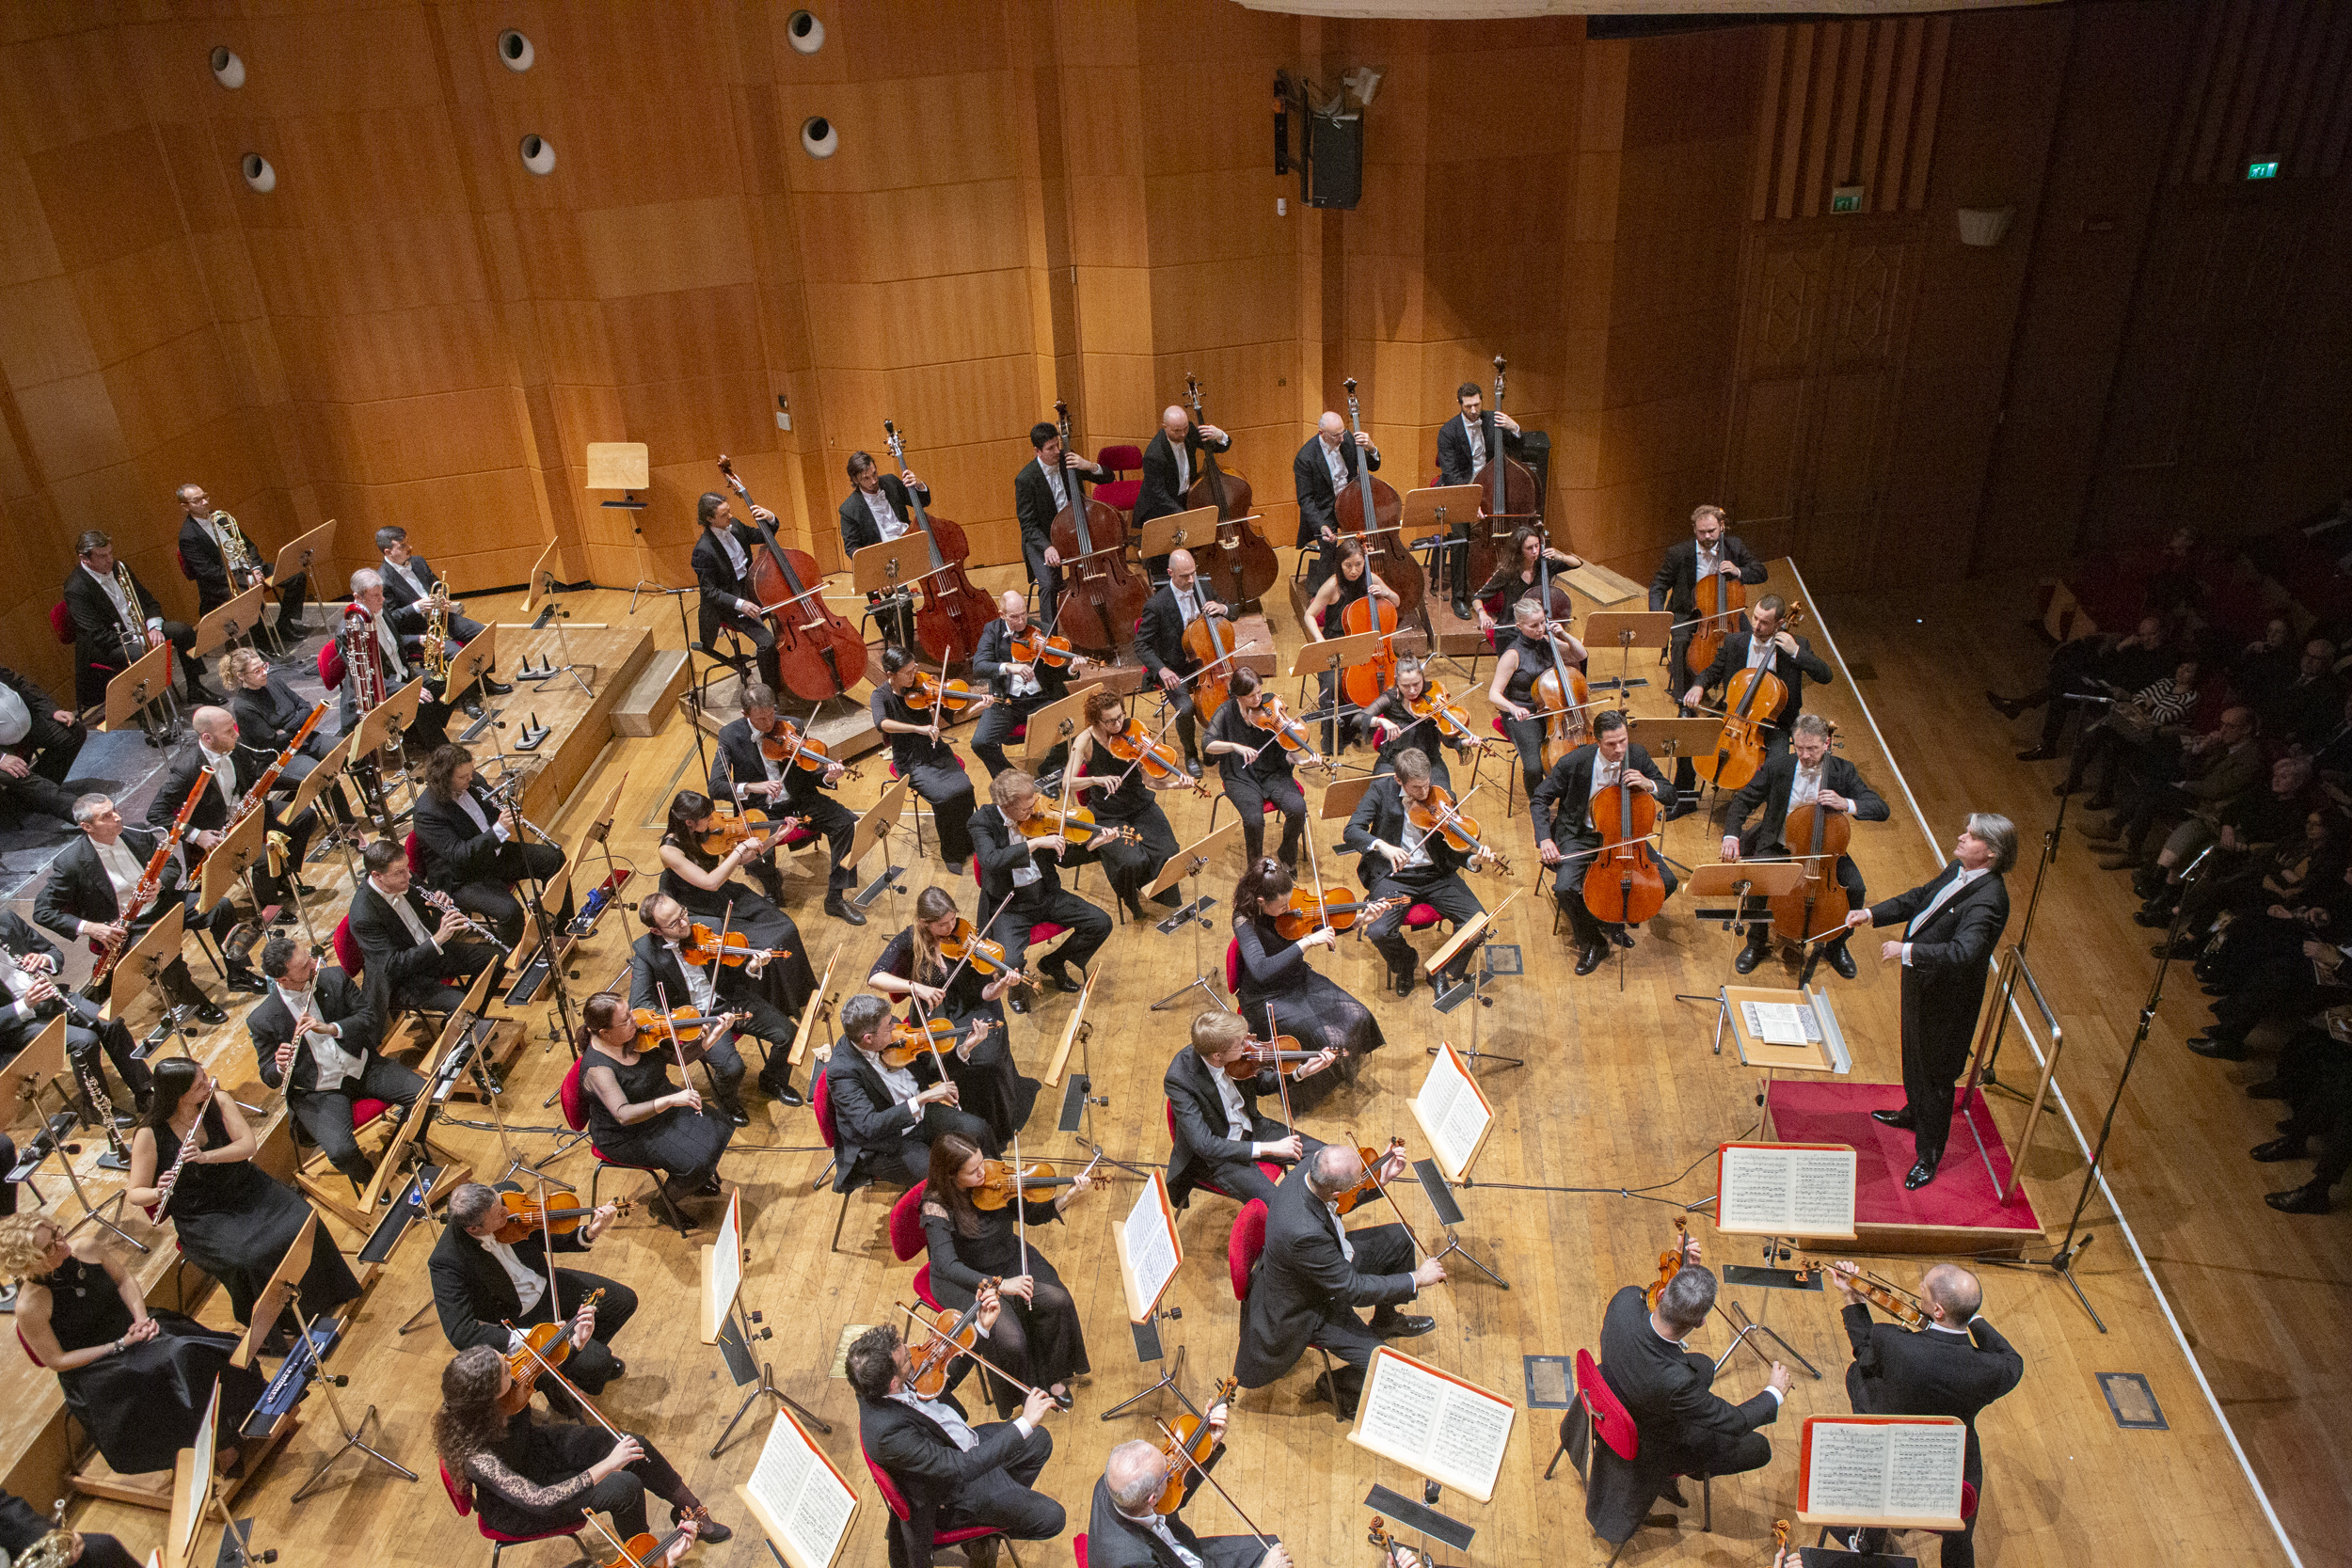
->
[1300, 539, 1403, 752]
[1359, 658, 1482, 791]
[127, 1058, 360, 1331]
[1231, 857, 1385, 1094]
[0, 1213, 265, 1479]
[868, 886, 1041, 1143]
[1470, 524, 1581, 641]
[432, 1345, 726, 1557]
[656, 790, 817, 1015]
[577, 992, 733, 1206]
[872, 645, 979, 867]
[919, 1132, 1092, 1415]
[1064, 688, 1184, 921]
[1202, 667, 1319, 869]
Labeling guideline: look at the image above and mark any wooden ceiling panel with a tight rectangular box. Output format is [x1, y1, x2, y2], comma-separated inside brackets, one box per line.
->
[25, 124, 183, 274]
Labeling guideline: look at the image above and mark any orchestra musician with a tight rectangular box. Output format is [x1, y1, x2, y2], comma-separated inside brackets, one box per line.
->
[1136, 404, 1233, 577]
[1470, 524, 1582, 640]
[1720, 714, 1887, 978]
[713, 682, 865, 926]
[177, 483, 309, 630]
[349, 837, 501, 1013]
[222, 647, 354, 827]
[1093, 1421, 1294, 1568]
[341, 568, 454, 756]
[1133, 547, 1227, 778]
[0, 659, 85, 831]
[1830, 1262, 2023, 1567]
[432, 1180, 630, 1411]
[1165, 1008, 1329, 1208]
[64, 531, 222, 709]
[1487, 596, 1590, 802]
[1359, 658, 1478, 789]
[1682, 593, 1832, 775]
[414, 744, 573, 950]
[1, 906, 151, 1127]
[656, 789, 818, 1016]
[1232, 1145, 1443, 1420]
[868, 886, 1041, 1142]
[1844, 815, 2014, 1191]
[37, 793, 233, 1025]
[2, 1481, 137, 1568]
[1341, 749, 1488, 998]
[874, 646, 981, 870]
[1014, 420, 1114, 607]
[376, 528, 500, 674]
[248, 935, 422, 1187]
[126, 1057, 363, 1333]
[432, 1345, 725, 1556]
[631, 893, 794, 1114]
[1292, 411, 1380, 595]
[691, 489, 788, 699]
[578, 989, 738, 1202]
[846, 1314, 1065, 1568]
[152, 705, 319, 914]
[0, 1212, 264, 1485]
[1203, 668, 1312, 868]
[1436, 381, 1528, 622]
[1064, 689, 1184, 921]
[1534, 709, 1680, 976]
[971, 770, 1115, 1007]
[837, 450, 926, 650]
[969, 589, 1091, 780]
[920, 1132, 1093, 1415]
[1301, 538, 1402, 752]
[822, 992, 998, 1186]
[1229, 858, 1384, 1074]
[1651, 503, 1768, 793]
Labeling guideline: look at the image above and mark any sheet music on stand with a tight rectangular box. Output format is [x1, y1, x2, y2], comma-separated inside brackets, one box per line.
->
[1714, 1142, 1858, 1238]
[1795, 1415, 1967, 1530]
[1112, 1169, 1184, 1323]
[737, 1407, 861, 1568]
[1721, 984, 1851, 1073]
[1408, 1041, 1495, 1183]
[1347, 1346, 1518, 1504]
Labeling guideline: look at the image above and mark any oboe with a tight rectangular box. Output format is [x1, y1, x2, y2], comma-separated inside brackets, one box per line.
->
[422, 887, 512, 956]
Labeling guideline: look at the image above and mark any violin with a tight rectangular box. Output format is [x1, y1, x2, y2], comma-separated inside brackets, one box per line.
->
[1331, 379, 1422, 623]
[1228, 1035, 1325, 1079]
[1768, 795, 1852, 957]
[1406, 680, 1481, 748]
[1330, 1136, 1406, 1216]
[1240, 695, 1336, 775]
[1154, 1375, 1240, 1514]
[1692, 603, 1804, 794]
[717, 454, 866, 701]
[699, 803, 794, 857]
[1182, 375, 1277, 606]
[588, 1521, 695, 1568]
[630, 1005, 751, 1061]
[1798, 1258, 1929, 1328]
[497, 1288, 604, 1415]
[909, 671, 989, 715]
[1270, 886, 1405, 942]
[1406, 784, 1510, 875]
[493, 1191, 630, 1245]
[1583, 773, 1666, 927]
[937, 917, 1031, 982]
[1104, 718, 1210, 796]
[755, 714, 861, 782]
[1183, 608, 1242, 727]
[1008, 626, 1078, 670]
[679, 923, 793, 969]
[1012, 802, 1142, 849]
[879, 1015, 999, 1069]
[969, 1149, 1105, 1211]
[1645, 1216, 1691, 1311]
[1047, 400, 1148, 655]
[1340, 586, 1401, 711]
[1460, 356, 1545, 594]
[884, 420, 993, 666]
[1368, 1516, 1436, 1568]
[903, 1279, 1001, 1400]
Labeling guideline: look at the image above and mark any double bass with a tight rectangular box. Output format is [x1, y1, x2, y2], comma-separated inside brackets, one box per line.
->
[716, 454, 867, 702]
[882, 420, 993, 666]
[1182, 374, 1278, 606]
[1461, 356, 1543, 594]
[1331, 379, 1423, 623]
[1047, 401, 1148, 656]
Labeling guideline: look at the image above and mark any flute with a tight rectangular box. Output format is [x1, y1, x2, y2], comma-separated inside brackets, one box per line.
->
[151, 1084, 217, 1219]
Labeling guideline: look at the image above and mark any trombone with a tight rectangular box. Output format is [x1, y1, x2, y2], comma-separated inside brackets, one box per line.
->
[209, 509, 269, 594]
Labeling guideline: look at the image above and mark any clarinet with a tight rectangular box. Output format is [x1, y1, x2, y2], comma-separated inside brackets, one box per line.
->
[151, 1085, 215, 1219]
[72, 1052, 129, 1166]
[422, 888, 512, 956]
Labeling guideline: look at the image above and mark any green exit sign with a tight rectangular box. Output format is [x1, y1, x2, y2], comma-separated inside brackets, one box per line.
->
[2247, 159, 2280, 179]
[1830, 184, 1865, 213]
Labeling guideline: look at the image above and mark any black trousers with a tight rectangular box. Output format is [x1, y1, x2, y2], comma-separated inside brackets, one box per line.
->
[791, 793, 859, 895]
[514, 1267, 638, 1397]
[1150, 679, 1201, 761]
[1556, 837, 1681, 949]
[1363, 871, 1486, 982]
[85, 894, 233, 1011]
[1666, 629, 1700, 789]
[1196, 1135, 1324, 1206]
[391, 939, 501, 1013]
[930, 1423, 1063, 1546]
[970, 698, 1038, 778]
[1023, 536, 1059, 611]
[1093, 797, 1183, 911]
[290, 1056, 426, 1184]
[476, 1420, 688, 1542]
[1226, 774, 1306, 866]
[59, 1012, 154, 1116]
[874, 1100, 1001, 1181]
[902, 759, 977, 866]
[1311, 1222, 1417, 1408]
[450, 839, 574, 948]
[0, 1132, 15, 1213]
[1502, 714, 1548, 800]
[710, 607, 785, 698]
[246, 802, 319, 909]
[1901, 1006, 1976, 1166]
[0, 708, 84, 825]
[988, 888, 1113, 979]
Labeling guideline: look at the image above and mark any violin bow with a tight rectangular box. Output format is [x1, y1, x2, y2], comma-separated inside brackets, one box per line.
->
[704, 898, 738, 991]
[650, 982, 703, 1117]
[508, 1324, 627, 1441]
[1151, 1416, 1276, 1545]
[893, 1301, 1057, 1409]
[1013, 1130, 1028, 1281]
[1348, 1127, 1431, 1258]
[932, 889, 1019, 1004]
[1267, 1003, 1295, 1137]
[577, 1510, 668, 1568]
[536, 1174, 562, 1323]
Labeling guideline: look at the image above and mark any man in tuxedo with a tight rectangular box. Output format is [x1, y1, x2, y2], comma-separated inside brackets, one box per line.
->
[348, 837, 500, 1012]
[0, 907, 151, 1131]
[175, 483, 309, 631]
[1341, 749, 1487, 997]
[36, 793, 231, 1025]
[1291, 412, 1380, 595]
[630, 893, 788, 1115]
[821, 993, 994, 1188]
[248, 935, 421, 1185]
[1164, 1009, 1329, 1207]
[691, 490, 794, 699]
[151, 705, 318, 917]
[63, 531, 219, 709]
[1533, 711, 1680, 976]
[430, 1180, 631, 1403]
[836, 450, 926, 650]
[1132, 547, 1227, 776]
[1013, 420, 1115, 609]
[340, 569, 454, 759]
[1651, 504, 1768, 794]
[1685, 594, 1831, 766]
[710, 681, 864, 927]
[846, 1315, 1062, 1568]
[968, 590, 1091, 780]
[412, 742, 572, 949]
[376, 526, 509, 714]
[1835, 1262, 2023, 1567]
[1232, 1144, 1442, 1418]
[0, 660, 84, 829]
[1720, 714, 1888, 978]
[1845, 814, 2014, 1189]
[972, 771, 1113, 1006]
[1135, 404, 1232, 568]
[1092, 1419, 1291, 1568]
[1434, 381, 1523, 620]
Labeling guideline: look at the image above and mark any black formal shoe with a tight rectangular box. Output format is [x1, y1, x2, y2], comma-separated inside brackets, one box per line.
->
[2266, 1181, 2333, 1214]
[2185, 1035, 2247, 1060]
[1826, 943, 1859, 980]
[1048, 965, 1084, 993]
[721, 1101, 750, 1128]
[460, 695, 485, 720]
[2015, 747, 2058, 762]
[674, 1508, 731, 1544]
[2246, 1079, 2291, 1101]
[771, 1085, 805, 1108]
[1575, 944, 1607, 976]
[1453, 596, 1472, 623]
[825, 895, 867, 927]
[225, 966, 268, 995]
[1007, 991, 1030, 1016]
[1733, 942, 1768, 975]
[1903, 1160, 1939, 1191]
[1611, 926, 1636, 949]
[2250, 1135, 2307, 1163]
[1391, 968, 1415, 998]
[1372, 1311, 1437, 1338]
[2133, 909, 2175, 928]
[1663, 800, 1698, 822]
[1871, 1107, 1915, 1129]
[1184, 756, 1203, 780]
[482, 676, 514, 695]
[189, 999, 230, 1025]
[293, 880, 320, 897]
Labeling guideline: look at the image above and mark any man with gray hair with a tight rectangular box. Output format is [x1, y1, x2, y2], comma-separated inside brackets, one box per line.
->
[1846, 813, 2014, 1189]
[1232, 1142, 1445, 1419]
[1089, 1409, 1291, 1568]
[340, 567, 453, 753]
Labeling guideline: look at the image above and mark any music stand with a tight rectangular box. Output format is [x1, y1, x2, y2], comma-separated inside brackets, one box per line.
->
[1138, 506, 1218, 566]
[197, 809, 268, 918]
[1583, 610, 1672, 698]
[191, 584, 268, 662]
[519, 539, 561, 622]
[518, 540, 594, 695]
[1625, 714, 1729, 765]
[845, 777, 911, 911]
[704, 1192, 832, 1457]
[446, 622, 502, 705]
[107, 897, 196, 1054]
[1678, 861, 1807, 1008]
[270, 520, 337, 638]
[282, 743, 356, 889]
[788, 944, 844, 1069]
[356, 965, 496, 1213]
[13, 1022, 147, 1249]
[1044, 968, 1101, 1139]
[850, 538, 926, 639]
[0, 1017, 65, 1126]
[1020, 685, 1093, 770]
[1426, 891, 1522, 1069]
[345, 675, 424, 827]
[103, 638, 177, 741]
[1145, 817, 1242, 1011]
[1320, 774, 1375, 823]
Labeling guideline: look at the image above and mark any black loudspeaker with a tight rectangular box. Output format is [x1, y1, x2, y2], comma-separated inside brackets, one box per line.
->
[1307, 112, 1361, 209]
[1520, 430, 1551, 516]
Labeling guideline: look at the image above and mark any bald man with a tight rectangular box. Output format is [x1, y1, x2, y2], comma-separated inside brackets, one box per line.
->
[1133, 549, 1227, 776]
[147, 705, 317, 929]
[970, 589, 1092, 778]
[1088, 1422, 1291, 1568]
[1136, 404, 1232, 576]
[1834, 1261, 2023, 1567]
[1293, 410, 1380, 594]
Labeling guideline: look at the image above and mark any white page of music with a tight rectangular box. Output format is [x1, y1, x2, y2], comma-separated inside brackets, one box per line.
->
[1414, 1043, 1492, 1180]
[1117, 1171, 1182, 1320]
[747, 1411, 857, 1568]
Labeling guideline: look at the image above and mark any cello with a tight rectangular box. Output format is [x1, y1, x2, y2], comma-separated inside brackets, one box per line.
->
[1768, 785, 1852, 964]
[1684, 538, 1746, 680]
[1183, 604, 1244, 727]
[1531, 555, 1591, 772]
[1339, 587, 1400, 710]
[1691, 602, 1801, 794]
[1183, 374, 1278, 606]
[1047, 401, 1148, 656]
[1331, 379, 1422, 623]
[1584, 771, 1668, 931]
[716, 454, 867, 701]
[882, 420, 992, 666]
[1461, 356, 1543, 595]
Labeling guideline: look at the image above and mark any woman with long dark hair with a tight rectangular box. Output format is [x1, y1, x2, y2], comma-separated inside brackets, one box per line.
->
[432, 1345, 724, 1557]
[576, 992, 733, 1206]
[868, 886, 1041, 1142]
[1231, 857, 1384, 1088]
[126, 1057, 360, 1332]
[1470, 523, 1581, 639]
[656, 788, 817, 1014]
[872, 644, 980, 866]
[919, 1132, 1092, 1415]
[1063, 689, 1183, 921]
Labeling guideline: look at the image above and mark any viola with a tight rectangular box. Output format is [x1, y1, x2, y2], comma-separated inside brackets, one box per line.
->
[755, 715, 861, 782]
[1645, 1216, 1691, 1311]
[699, 803, 793, 857]
[1228, 1035, 1324, 1079]
[1104, 719, 1209, 796]
[630, 1005, 751, 1062]
[1340, 588, 1401, 710]
[1270, 886, 1406, 942]
[1692, 604, 1804, 794]
[1768, 795, 1852, 954]
[1583, 774, 1666, 927]
[1047, 400, 1148, 655]
[1008, 626, 1078, 669]
[909, 671, 988, 715]
[1330, 1136, 1406, 1216]
[879, 1015, 999, 1069]
[1012, 803, 1142, 850]
[1183, 608, 1242, 726]
[680, 923, 793, 968]
[493, 1191, 630, 1245]
[717, 454, 867, 702]
[1183, 375, 1277, 606]
[1154, 1375, 1240, 1514]
[497, 1288, 604, 1415]
[1331, 379, 1422, 623]
[903, 1279, 1001, 1400]
[971, 1149, 1107, 1212]
[1406, 784, 1510, 875]
[590, 1523, 695, 1568]
[1796, 1257, 1929, 1328]
[883, 420, 993, 666]
[1460, 356, 1545, 595]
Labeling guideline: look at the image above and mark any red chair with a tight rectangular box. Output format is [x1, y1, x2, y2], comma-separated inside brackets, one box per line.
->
[558, 1055, 689, 1236]
[176, 549, 195, 581]
[1228, 1199, 1339, 1418]
[861, 1444, 1019, 1566]
[439, 1457, 594, 1565]
[886, 1184, 945, 1311]
[1549, 1348, 1710, 1561]
[54, 602, 119, 693]
[1092, 445, 1144, 515]
[331, 915, 363, 979]
[1165, 1096, 1282, 1210]
[404, 831, 424, 879]
[1073, 1534, 1088, 1568]
[319, 637, 345, 691]
[812, 1068, 907, 1254]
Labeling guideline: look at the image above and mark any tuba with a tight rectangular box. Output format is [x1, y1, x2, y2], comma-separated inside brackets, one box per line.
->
[211, 510, 265, 593]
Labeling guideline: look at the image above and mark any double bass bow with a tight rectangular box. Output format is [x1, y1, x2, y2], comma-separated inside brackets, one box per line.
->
[883, 420, 993, 666]
[1461, 355, 1543, 594]
[716, 454, 866, 701]
[1331, 379, 1422, 623]
[1047, 401, 1147, 656]
[1182, 374, 1278, 606]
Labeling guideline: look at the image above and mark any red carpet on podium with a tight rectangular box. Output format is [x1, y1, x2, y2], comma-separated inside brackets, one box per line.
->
[1767, 1080, 2043, 1243]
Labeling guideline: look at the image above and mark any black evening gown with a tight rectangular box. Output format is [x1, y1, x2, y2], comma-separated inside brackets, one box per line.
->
[1073, 744, 1181, 909]
[872, 927, 1040, 1142]
[659, 833, 818, 1013]
[160, 1101, 361, 1326]
[920, 1196, 1089, 1415]
[1232, 912, 1384, 1104]
[582, 1041, 733, 1185]
[36, 1255, 266, 1474]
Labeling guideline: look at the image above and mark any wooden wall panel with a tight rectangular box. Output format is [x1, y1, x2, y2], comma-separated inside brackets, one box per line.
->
[1750, 16, 1949, 221]
[2168, 0, 2352, 182]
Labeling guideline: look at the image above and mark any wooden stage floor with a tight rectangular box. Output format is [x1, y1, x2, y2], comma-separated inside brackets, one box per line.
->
[33, 561, 2323, 1567]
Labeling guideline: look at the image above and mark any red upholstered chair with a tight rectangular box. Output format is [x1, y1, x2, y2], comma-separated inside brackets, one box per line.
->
[439, 1457, 595, 1565]
[1228, 1199, 1340, 1418]
[1165, 1095, 1281, 1211]
[559, 1054, 689, 1236]
[1551, 1348, 1712, 1561]
[176, 549, 195, 580]
[885, 1184, 946, 1311]
[812, 1068, 908, 1255]
[290, 1094, 393, 1197]
[968, 857, 1069, 952]
[48, 603, 73, 646]
[862, 1445, 1019, 1565]
[1073, 1534, 1089, 1568]
[319, 637, 345, 691]
[1092, 445, 1144, 515]
[404, 832, 424, 879]
[331, 915, 363, 979]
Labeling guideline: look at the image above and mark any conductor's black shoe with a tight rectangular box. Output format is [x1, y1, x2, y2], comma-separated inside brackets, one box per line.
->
[1870, 1107, 1915, 1129]
[1733, 941, 1769, 975]
[1371, 1311, 1437, 1338]
[1902, 1160, 1939, 1191]
[1611, 926, 1636, 949]
[2185, 1035, 2247, 1060]
[482, 676, 515, 695]
[2250, 1135, 2307, 1163]
[189, 999, 230, 1026]
[825, 895, 867, 927]
[2266, 1181, 2333, 1214]
[1826, 943, 1859, 980]
[1575, 944, 1608, 976]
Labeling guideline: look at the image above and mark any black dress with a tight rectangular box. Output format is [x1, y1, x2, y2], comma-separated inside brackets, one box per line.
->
[920, 1195, 1089, 1415]
[872, 928, 1040, 1143]
[658, 832, 817, 1014]
[1232, 911, 1385, 1089]
[581, 1041, 733, 1186]
[35, 1256, 266, 1475]
[1073, 739, 1181, 912]
[159, 1101, 361, 1326]
[463, 1405, 691, 1542]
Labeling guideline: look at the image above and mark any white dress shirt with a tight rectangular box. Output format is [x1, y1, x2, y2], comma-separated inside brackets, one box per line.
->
[1900, 864, 1986, 966]
[456, 787, 510, 843]
[371, 878, 438, 951]
[1171, 440, 1191, 494]
[274, 979, 364, 1091]
[1039, 459, 1070, 514]
[857, 1044, 925, 1135]
[92, 836, 147, 915]
[1464, 416, 1486, 468]
[863, 487, 907, 542]
[0, 685, 29, 749]
[1118, 1505, 1205, 1568]
[1211, 1068, 1264, 1156]
[478, 1233, 548, 1323]
[84, 563, 155, 636]
[381, 557, 427, 604]
[890, 1387, 1034, 1448]
[1788, 759, 1824, 812]
[200, 741, 242, 816]
[1746, 635, 1778, 671]
[1323, 440, 1349, 490]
